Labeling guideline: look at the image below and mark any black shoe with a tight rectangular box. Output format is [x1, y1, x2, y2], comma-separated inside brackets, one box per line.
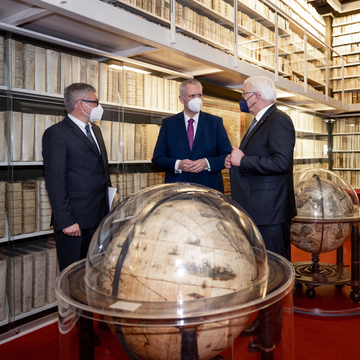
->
[93, 333, 100, 347]
[240, 318, 261, 337]
[247, 337, 280, 353]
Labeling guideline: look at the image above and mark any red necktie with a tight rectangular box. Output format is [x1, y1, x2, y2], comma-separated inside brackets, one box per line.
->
[187, 119, 194, 150]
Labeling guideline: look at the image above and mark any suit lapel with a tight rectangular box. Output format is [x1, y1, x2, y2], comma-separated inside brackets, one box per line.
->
[63, 116, 101, 157]
[177, 112, 191, 155]
[240, 105, 276, 150]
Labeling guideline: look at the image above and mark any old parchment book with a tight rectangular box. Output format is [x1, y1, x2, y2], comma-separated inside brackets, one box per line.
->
[146, 124, 160, 160]
[21, 113, 35, 161]
[111, 121, 120, 161]
[99, 120, 111, 157]
[107, 67, 113, 102]
[127, 123, 135, 161]
[136, 73, 144, 107]
[126, 71, 136, 106]
[5, 111, 22, 161]
[4, 252, 22, 316]
[163, 79, 170, 111]
[134, 124, 142, 160]
[80, 57, 88, 83]
[140, 124, 147, 160]
[7, 249, 33, 313]
[46, 49, 58, 94]
[45, 115, 56, 130]
[0, 255, 7, 321]
[72, 56, 81, 83]
[144, 74, 152, 108]
[133, 173, 141, 193]
[157, 77, 164, 110]
[112, 68, 120, 103]
[23, 44, 35, 90]
[34, 114, 45, 161]
[98, 62, 108, 101]
[0, 112, 4, 162]
[22, 245, 46, 309]
[0, 36, 4, 85]
[88, 59, 99, 91]
[120, 122, 127, 162]
[5, 39, 23, 89]
[34, 46, 46, 92]
[151, 75, 158, 109]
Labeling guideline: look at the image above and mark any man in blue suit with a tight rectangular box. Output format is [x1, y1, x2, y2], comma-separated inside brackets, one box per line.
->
[152, 79, 232, 192]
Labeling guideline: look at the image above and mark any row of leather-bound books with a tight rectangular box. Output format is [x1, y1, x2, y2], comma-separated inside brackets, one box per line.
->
[333, 118, 360, 133]
[334, 170, 360, 188]
[0, 112, 161, 163]
[333, 134, 360, 150]
[294, 139, 328, 159]
[333, 152, 360, 169]
[0, 37, 184, 112]
[333, 92, 360, 105]
[0, 240, 57, 321]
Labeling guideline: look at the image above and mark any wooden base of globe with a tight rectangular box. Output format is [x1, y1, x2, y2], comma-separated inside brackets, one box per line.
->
[293, 261, 352, 299]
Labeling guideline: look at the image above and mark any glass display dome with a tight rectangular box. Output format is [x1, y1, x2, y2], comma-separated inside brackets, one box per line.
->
[56, 183, 295, 360]
[291, 169, 360, 254]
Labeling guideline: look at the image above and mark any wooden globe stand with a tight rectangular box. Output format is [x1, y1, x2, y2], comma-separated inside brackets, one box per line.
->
[292, 219, 360, 302]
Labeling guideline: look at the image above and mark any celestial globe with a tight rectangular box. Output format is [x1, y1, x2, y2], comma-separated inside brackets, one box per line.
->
[84, 183, 269, 360]
[291, 169, 359, 254]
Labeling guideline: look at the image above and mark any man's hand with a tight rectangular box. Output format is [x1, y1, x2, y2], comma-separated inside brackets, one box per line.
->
[230, 147, 245, 167]
[225, 154, 231, 169]
[63, 223, 81, 237]
[187, 158, 208, 173]
[179, 159, 207, 173]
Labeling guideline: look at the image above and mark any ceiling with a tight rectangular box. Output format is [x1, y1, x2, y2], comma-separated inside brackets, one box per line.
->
[1, 0, 360, 116]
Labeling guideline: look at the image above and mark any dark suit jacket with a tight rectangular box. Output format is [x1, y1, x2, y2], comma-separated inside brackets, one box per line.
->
[42, 116, 111, 232]
[152, 111, 232, 192]
[230, 105, 297, 226]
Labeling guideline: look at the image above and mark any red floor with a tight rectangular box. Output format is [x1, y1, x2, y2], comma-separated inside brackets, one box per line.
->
[1, 238, 360, 360]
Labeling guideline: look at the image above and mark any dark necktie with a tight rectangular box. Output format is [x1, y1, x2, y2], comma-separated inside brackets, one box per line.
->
[85, 124, 99, 152]
[246, 117, 258, 137]
[187, 119, 194, 150]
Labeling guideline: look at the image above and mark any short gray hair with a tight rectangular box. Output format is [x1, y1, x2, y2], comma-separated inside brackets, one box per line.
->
[64, 83, 97, 113]
[244, 76, 277, 102]
[179, 79, 203, 97]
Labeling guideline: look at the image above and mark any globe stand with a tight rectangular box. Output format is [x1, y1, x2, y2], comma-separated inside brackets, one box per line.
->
[292, 223, 360, 302]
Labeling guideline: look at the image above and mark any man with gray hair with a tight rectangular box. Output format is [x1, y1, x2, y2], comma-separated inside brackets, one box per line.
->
[42, 82, 111, 272]
[152, 79, 232, 192]
[225, 75, 296, 352]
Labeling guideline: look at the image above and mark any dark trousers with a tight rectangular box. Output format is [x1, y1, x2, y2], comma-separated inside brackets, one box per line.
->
[254, 221, 291, 343]
[55, 226, 98, 272]
[257, 221, 291, 260]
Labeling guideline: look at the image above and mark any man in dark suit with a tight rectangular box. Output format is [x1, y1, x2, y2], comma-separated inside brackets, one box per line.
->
[225, 75, 296, 352]
[152, 79, 232, 192]
[42, 82, 111, 272]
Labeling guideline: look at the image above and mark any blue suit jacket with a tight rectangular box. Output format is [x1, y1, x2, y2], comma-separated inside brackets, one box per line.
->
[152, 111, 232, 192]
[230, 105, 297, 226]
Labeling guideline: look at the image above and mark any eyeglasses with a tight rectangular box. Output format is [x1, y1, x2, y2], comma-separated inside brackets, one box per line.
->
[242, 91, 255, 96]
[81, 99, 99, 107]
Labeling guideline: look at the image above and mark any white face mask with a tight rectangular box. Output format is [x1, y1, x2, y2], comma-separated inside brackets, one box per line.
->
[81, 101, 104, 121]
[183, 97, 203, 113]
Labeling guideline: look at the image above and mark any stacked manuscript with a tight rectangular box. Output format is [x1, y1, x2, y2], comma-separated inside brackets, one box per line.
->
[22, 181, 36, 234]
[6, 182, 22, 236]
[33, 242, 57, 304]
[4, 249, 33, 313]
[0, 182, 5, 238]
[0, 255, 7, 321]
[22, 245, 46, 309]
[35, 179, 52, 231]
[3, 251, 22, 316]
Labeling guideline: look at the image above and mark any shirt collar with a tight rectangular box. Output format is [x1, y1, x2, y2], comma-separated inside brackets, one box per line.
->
[184, 111, 200, 123]
[254, 103, 273, 122]
[68, 113, 90, 130]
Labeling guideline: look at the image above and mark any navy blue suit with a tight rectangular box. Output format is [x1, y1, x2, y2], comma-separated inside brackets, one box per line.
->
[152, 111, 232, 192]
[42, 115, 111, 270]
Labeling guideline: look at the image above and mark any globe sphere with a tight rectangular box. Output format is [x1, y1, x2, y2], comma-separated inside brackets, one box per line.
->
[291, 169, 358, 254]
[85, 183, 268, 360]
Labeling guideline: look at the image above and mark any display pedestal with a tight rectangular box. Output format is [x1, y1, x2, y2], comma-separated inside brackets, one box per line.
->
[293, 223, 360, 302]
[56, 253, 295, 360]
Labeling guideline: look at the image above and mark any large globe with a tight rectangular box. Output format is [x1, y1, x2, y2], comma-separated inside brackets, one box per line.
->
[291, 169, 359, 254]
[85, 183, 268, 360]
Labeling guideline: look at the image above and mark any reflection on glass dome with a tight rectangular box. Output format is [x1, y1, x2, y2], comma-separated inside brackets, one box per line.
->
[84, 183, 268, 360]
[291, 169, 359, 254]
